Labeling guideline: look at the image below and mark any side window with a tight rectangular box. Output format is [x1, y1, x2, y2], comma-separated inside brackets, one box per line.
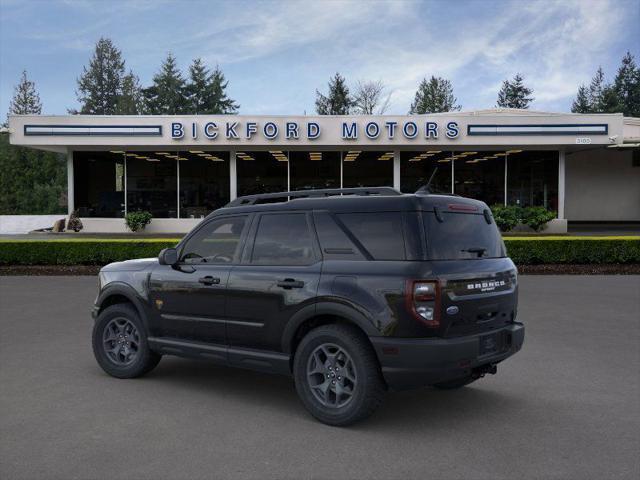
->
[180, 216, 247, 264]
[337, 212, 406, 260]
[251, 213, 315, 265]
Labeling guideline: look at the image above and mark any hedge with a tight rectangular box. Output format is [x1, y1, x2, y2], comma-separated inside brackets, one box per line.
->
[0, 237, 639, 266]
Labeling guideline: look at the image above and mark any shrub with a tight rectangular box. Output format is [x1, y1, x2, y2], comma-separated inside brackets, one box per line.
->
[125, 211, 153, 232]
[0, 237, 638, 266]
[67, 210, 83, 232]
[521, 206, 557, 232]
[490, 205, 520, 232]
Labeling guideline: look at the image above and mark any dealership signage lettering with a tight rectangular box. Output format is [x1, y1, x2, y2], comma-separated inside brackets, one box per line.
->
[170, 120, 460, 141]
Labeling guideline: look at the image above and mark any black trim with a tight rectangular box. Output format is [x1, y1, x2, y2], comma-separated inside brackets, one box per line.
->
[147, 337, 291, 375]
[24, 124, 163, 137]
[467, 123, 608, 136]
[160, 313, 262, 328]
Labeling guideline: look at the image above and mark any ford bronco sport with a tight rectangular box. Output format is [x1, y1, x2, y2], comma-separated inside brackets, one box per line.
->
[92, 187, 524, 426]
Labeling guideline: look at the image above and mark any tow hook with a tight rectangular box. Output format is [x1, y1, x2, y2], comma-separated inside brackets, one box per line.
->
[472, 363, 497, 379]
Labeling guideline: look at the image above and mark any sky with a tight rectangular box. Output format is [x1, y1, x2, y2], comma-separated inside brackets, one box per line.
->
[0, 0, 638, 117]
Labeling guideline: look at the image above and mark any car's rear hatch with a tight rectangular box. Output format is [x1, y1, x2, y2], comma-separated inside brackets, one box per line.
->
[422, 205, 518, 338]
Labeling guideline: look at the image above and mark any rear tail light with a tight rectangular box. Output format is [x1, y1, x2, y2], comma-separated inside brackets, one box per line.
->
[406, 280, 440, 327]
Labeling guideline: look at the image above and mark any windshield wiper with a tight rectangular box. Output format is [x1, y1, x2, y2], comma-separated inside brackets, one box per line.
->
[461, 247, 487, 257]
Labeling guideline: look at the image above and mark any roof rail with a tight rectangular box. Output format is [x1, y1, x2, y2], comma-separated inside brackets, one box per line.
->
[226, 187, 402, 207]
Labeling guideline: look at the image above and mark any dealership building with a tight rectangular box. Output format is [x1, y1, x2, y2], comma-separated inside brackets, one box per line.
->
[8, 109, 640, 233]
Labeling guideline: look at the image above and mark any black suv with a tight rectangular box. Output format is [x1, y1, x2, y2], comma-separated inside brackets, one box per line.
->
[92, 187, 524, 426]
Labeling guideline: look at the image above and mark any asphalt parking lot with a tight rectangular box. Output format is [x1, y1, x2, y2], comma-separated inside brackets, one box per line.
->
[1, 275, 638, 480]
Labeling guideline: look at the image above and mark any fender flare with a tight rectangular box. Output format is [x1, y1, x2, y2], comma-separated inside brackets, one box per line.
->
[280, 300, 379, 354]
[95, 282, 150, 330]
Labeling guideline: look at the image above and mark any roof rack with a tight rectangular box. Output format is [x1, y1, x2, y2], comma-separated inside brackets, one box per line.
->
[226, 187, 402, 207]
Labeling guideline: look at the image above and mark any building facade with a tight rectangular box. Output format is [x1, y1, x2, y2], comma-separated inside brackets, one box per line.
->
[8, 109, 640, 233]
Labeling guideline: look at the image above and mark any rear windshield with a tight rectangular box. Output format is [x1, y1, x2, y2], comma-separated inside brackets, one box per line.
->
[424, 212, 506, 260]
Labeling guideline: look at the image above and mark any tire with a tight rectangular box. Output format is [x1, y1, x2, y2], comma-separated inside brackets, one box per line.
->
[432, 376, 477, 390]
[293, 324, 385, 426]
[92, 303, 161, 379]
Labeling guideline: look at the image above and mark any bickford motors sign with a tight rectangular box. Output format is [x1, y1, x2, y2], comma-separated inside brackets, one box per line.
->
[171, 119, 461, 141]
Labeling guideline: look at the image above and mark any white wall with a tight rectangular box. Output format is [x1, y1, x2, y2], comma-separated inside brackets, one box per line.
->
[565, 149, 640, 221]
[0, 215, 66, 234]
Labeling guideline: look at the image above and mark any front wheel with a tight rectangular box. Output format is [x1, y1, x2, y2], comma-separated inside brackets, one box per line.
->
[92, 303, 161, 379]
[293, 324, 385, 426]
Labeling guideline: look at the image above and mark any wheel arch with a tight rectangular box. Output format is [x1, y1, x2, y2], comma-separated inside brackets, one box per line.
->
[96, 283, 149, 329]
[282, 302, 380, 357]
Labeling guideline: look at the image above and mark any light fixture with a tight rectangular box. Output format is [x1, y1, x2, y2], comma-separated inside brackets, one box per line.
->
[125, 153, 137, 157]
[177, 157, 188, 161]
[146, 158, 160, 162]
[110, 150, 125, 154]
[309, 152, 322, 161]
[495, 153, 507, 156]
[135, 156, 148, 159]
[427, 150, 442, 154]
[155, 152, 170, 155]
[506, 149, 523, 154]
[437, 159, 450, 163]
[378, 152, 394, 161]
[189, 150, 204, 154]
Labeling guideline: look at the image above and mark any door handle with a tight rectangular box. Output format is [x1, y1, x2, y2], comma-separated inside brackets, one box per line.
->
[277, 278, 304, 289]
[198, 276, 221, 286]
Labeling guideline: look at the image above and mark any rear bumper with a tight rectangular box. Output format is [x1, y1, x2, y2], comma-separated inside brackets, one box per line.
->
[370, 323, 524, 391]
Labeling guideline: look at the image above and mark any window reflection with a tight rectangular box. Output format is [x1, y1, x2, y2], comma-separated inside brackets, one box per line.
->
[178, 151, 230, 218]
[343, 150, 394, 188]
[401, 150, 452, 194]
[454, 151, 505, 206]
[507, 150, 558, 211]
[73, 151, 125, 218]
[126, 152, 177, 218]
[289, 151, 340, 190]
[236, 151, 288, 196]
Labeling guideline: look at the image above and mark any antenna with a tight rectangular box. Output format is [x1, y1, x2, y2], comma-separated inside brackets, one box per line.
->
[415, 167, 438, 194]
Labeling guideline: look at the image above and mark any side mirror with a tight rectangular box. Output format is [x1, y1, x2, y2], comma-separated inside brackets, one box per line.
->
[158, 247, 178, 266]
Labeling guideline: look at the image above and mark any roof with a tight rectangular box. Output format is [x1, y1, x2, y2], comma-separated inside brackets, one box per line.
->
[212, 190, 487, 216]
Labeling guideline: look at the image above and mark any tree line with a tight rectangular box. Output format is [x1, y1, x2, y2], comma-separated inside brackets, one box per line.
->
[1, 37, 639, 216]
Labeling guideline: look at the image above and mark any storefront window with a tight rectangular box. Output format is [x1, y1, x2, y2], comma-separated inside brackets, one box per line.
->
[454, 151, 505, 206]
[178, 151, 230, 218]
[507, 150, 558, 210]
[236, 151, 288, 196]
[73, 151, 125, 217]
[401, 150, 453, 194]
[289, 151, 340, 190]
[126, 152, 177, 218]
[342, 150, 394, 188]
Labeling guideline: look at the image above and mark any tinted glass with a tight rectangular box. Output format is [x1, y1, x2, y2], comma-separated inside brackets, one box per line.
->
[126, 153, 177, 218]
[290, 151, 340, 190]
[178, 151, 230, 218]
[180, 216, 247, 264]
[74, 151, 125, 218]
[252, 214, 315, 265]
[338, 212, 406, 260]
[342, 151, 394, 188]
[424, 212, 505, 260]
[453, 151, 505, 206]
[401, 150, 453, 194]
[236, 151, 287, 196]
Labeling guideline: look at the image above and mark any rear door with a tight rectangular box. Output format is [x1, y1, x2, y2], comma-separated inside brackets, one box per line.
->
[225, 211, 322, 352]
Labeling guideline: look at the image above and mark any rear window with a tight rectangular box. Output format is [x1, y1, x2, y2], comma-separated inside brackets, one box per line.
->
[424, 212, 505, 260]
[337, 212, 406, 260]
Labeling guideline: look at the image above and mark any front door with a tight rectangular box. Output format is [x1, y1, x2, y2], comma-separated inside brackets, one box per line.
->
[226, 212, 322, 352]
[148, 214, 250, 345]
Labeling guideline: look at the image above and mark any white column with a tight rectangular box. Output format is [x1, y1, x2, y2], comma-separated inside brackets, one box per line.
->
[451, 153, 455, 194]
[287, 151, 291, 191]
[176, 159, 180, 219]
[123, 155, 127, 216]
[66, 149, 74, 216]
[504, 154, 508, 206]
[340, 151, 344, 188]
[393, 150, 401, 191]
[558, 149, 566, 219]
[229, 150, 237, 201]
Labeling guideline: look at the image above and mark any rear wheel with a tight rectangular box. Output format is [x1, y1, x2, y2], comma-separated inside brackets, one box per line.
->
[293, 324, 385, 426]
[432, 376, 477, 390]
[92, 304, 161, 378]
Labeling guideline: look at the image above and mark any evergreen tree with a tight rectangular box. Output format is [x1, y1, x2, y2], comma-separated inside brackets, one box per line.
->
[185, 59, 239, 114]
[613, 51, 640, 117]
[409, 76, 460, 114]
[75, 37, 126, 114]
[207, 65, 239, 114]
[143, 53, 188, 114]
[571, 85, 591, 113]
[315, 73, 353, 115]
[8, 70, 42, 117]
[587, 67, 607, 112]
[496, 74, 534, 109]
[116, 71, 144, 114]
